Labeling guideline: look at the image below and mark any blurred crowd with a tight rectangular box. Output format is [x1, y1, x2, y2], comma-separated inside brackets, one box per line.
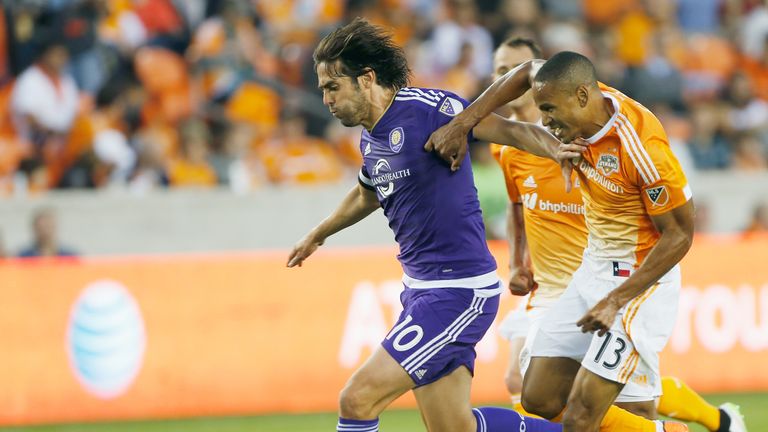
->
[1, 0, 768, 197]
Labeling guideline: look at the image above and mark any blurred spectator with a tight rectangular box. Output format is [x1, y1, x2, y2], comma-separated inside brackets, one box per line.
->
[59, 0, 106, 94]
[740, 0, 768, 59]
[731, 133, 768, 171]
[431, 0, 493, 79]
[621, 32, 684, 110]
[740, 35, 768, 101]
[722, 72, 768, 138]
[676, 0, 722, 34]
[743, 203, 768, 237]
[440, 42, 481, 98]
[128, 135, 170, 194]
[260, 111, 343, 185]
[17, 207, 78, 257]
[167, 119, 217, 188]
[10, 39, 80, 191]
[10, 40, 78, 141]
[687, 102, 731, 170]
[217, 123, 266, 194]
[0, 7, 9, 83]
[540, 20, 591, 56]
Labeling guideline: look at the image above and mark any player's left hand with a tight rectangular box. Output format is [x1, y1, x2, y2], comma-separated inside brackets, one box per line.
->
[577, 295, 623, 336]
[424, 121, 471, 171]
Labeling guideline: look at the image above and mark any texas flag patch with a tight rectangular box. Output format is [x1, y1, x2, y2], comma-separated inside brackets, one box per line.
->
[612, 261, 633, 277]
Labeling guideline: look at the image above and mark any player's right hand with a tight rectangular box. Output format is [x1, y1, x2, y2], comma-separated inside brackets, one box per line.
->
[508, 266, 535, 296]
[424, 121, 471, 171]
[286, 234, 324, 268]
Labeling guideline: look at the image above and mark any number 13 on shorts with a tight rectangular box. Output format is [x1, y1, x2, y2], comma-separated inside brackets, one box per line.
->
[585, 330, 641, 385]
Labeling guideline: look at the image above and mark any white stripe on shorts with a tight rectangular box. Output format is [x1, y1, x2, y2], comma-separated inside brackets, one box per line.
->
[402, 270, 501, 290]
[401, 296, 487, 373]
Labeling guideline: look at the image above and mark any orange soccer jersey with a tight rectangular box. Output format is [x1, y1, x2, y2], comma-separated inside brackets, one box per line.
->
[491, 143, 588, 306]
[575, 84, 692, 266]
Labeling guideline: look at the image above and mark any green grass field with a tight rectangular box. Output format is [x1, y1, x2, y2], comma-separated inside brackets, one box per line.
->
[2, 392, 765, 431]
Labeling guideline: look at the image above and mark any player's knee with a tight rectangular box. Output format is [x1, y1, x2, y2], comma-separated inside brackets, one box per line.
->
[520, 391, 565, 419]
[338, 384, 374, 419]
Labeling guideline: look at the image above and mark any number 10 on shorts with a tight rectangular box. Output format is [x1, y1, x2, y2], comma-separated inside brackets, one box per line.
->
[386, 315, 425, 352]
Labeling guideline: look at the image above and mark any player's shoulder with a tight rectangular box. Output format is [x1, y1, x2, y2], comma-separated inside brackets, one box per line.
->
[395, 87, 468, 115]
[602, 85, 664, 132]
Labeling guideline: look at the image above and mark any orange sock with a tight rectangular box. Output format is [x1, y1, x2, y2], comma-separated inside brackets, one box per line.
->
[658, 376, 720, 431]
[599, 405, 658, 432]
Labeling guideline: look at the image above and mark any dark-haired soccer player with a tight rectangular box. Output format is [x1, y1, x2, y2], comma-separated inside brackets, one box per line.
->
[426, 51, 722, 432]
[488, 39, 746, 432]
[287, 17, 565, 432]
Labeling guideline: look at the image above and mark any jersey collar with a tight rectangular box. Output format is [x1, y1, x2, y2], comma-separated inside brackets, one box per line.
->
[368, 92, 398, 134]
[584, 92, 620, 144]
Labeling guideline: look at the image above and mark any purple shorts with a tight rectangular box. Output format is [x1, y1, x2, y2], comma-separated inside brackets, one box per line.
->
[381, 286, 500, 387]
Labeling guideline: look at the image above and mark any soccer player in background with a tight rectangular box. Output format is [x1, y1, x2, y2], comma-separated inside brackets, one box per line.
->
[287, 18, 566, 432]
[488, 38, 746, 432]
[426, 50, 728, 432]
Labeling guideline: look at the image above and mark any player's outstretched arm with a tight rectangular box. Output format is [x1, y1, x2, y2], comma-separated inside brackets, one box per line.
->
[577, 200, 695, 334]
[287, 184, 380, 267]
[473, 114, 560, 159]
[424, 59, 543, 171]
[506, 201, 534, 296]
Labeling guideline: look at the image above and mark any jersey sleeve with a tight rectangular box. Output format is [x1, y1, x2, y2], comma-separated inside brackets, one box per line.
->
[358, 165, 375, 191]
[637, 138, 692, 215]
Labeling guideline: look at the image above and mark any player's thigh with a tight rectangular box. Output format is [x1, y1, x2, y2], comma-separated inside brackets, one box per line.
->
[563, 366, 624, 429]
[340, 345, 414, 418]
[521, 356, 581, 418]
[413, 365, 475, 432]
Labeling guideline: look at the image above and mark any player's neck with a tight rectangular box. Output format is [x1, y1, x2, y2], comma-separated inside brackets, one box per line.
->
[582, 95, 615, 138]
[363, 87, 397, 131]
[510, 103, 541, 123]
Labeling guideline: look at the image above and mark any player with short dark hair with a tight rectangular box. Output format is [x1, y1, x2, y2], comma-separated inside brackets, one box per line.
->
[426, 50, 704, 431]
[489, 40, 746, 432]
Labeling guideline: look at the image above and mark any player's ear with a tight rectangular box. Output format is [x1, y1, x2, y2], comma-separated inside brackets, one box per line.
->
[576, 85, 589, 107]
[576, 85, 589, 108]
[358, 68, 375, 90]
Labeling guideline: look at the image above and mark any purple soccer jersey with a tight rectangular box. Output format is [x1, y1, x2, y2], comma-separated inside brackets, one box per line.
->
[357, 87, 497, 285]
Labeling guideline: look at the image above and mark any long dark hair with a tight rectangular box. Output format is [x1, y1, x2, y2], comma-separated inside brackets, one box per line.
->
[313, 17, 411, 91]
